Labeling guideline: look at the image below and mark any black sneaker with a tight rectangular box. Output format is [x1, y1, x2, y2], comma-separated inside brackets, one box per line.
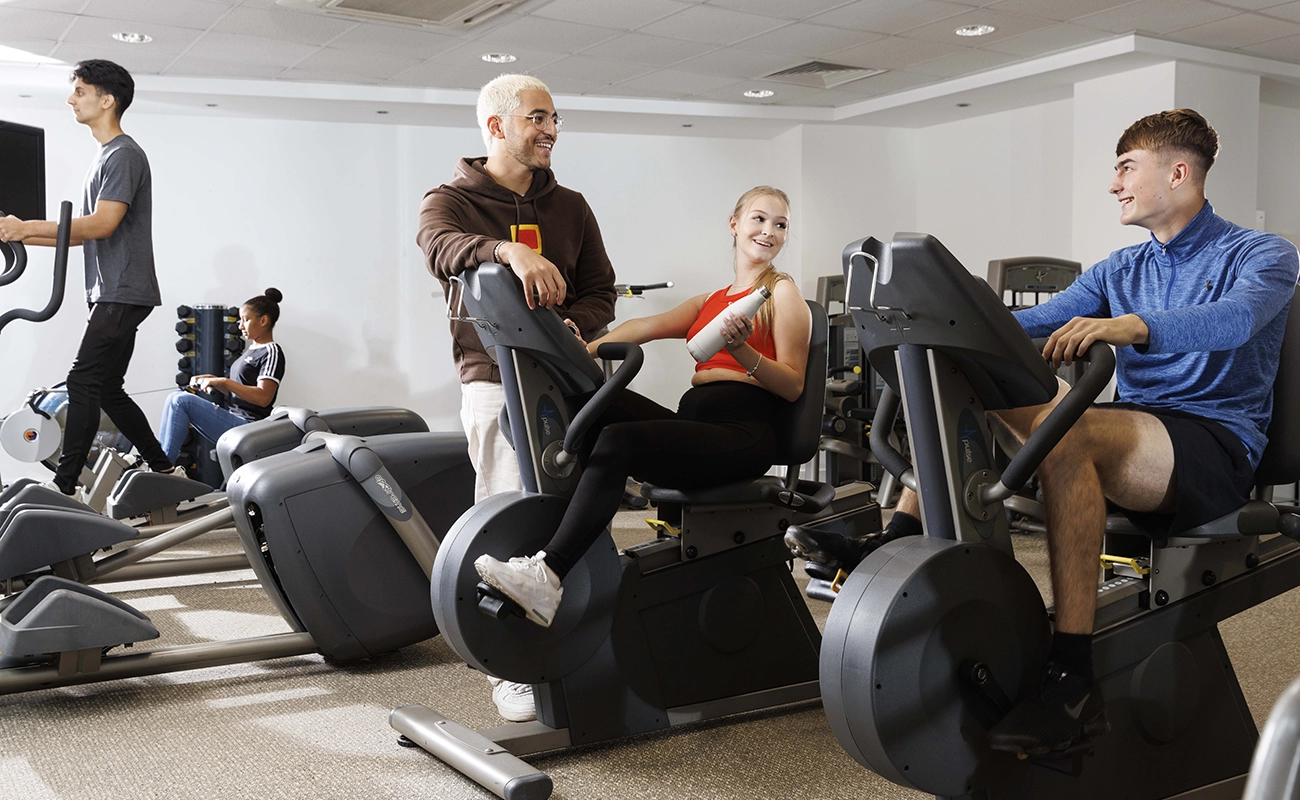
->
[987, 661, 1109, 756]
[784, 525, 880, 573]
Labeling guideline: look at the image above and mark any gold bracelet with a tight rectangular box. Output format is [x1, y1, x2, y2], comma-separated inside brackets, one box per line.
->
[746, 354, 762, 379]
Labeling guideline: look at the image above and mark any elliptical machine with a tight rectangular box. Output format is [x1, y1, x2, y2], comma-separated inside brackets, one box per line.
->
[0, 405, 471, 692]
[820, 233, 1300, 799]
[390, 263, 878, 800]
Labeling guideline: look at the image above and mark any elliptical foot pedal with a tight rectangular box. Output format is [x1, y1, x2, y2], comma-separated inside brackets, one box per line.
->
[476, 581, 526, 621]
[1022, 742, 1094, 776]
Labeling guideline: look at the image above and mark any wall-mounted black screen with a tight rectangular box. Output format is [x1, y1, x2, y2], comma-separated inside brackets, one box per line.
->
[0, 120, 46, 221]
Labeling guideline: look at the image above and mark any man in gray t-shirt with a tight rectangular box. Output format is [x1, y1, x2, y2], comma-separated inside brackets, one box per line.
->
[0, 59, 174, 494]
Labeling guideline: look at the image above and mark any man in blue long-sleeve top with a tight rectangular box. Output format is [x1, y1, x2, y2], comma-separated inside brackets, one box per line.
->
[870, 109, 1299, 755]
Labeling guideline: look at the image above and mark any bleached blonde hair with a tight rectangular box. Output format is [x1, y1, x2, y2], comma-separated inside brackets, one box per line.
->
[477, 74, 551, 150]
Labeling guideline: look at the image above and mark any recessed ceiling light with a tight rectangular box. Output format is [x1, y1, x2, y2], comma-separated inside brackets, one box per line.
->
[112, 31, 152, 44]
[206, 103, 218, 107]
[956, 102, 970, 108]
[376, 110, 389, 115]
[954, 24, 996, 37]
[743, 89, 775, 99]
[681, 123, 693, 128]
[481, 53, 516, 64]
[19, 94, 32, 99]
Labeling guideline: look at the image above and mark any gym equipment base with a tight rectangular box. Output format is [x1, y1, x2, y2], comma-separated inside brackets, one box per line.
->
[391, 681, 820, 800]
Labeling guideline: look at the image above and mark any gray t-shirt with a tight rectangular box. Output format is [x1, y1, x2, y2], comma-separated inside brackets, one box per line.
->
[81, 134, 160, 306]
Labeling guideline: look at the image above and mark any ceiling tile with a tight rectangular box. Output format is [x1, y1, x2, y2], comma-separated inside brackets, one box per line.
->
[534, 0, 689, 30]
[387, 61, 506, 90]
[690, 79, 822, 104]
[0, 0, 98, 11]
[289, 47, 424, 79]
[673, 46, 807, 79]
[828, 70, 938, 96]
[986, 0, 1141, 23]
[81, 0, 232, 31]
[535, 75, 614, 95]
[736, 22, 880, 56]
[1239, 32, 1300, 57]
[538, 54, 654, 83]
[183, 30, 323, 67]
[0, 39, 60, 61]
[61, 16, 207, 55]
[979, 22, 1116, 55]
[1215, 0, 1295, 9]
[578, 32, 717, 66]
[897, 7, 1058, 45]
[809, 0, 975, 35]
[585, 83, 692, 100]
[909, 46, 1021, 77]
[610, 67, 738, 95]
[637, 5, 791, 45]
[48, 42, 179, 73]
[163, 56, 285, 78]
[326, 24, 460, 59]
[1072, 0, 1239, 35]
[474, 16, 623, 53]
[0, 7, 77, 39]
[829, 35, 970, 70]
[1260, 2, 1300, 23]
[708, 0, 856, 20]
[213, 5, 357, 45]
[1171, 12, 1300, 47]
[429, 42, 568, 71]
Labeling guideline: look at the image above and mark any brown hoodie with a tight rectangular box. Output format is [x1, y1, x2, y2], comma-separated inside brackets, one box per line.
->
[418, 157, 617, 383]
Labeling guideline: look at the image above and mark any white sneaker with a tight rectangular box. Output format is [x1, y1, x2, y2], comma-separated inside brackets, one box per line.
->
[155, 465, 187, 478]
[39, 480, 88, 505]
[488, 678, 536, 722]
[473, 551, 563, 628]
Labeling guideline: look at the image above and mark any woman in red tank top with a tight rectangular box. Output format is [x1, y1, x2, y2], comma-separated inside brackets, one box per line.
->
[475, 186, 812, 627]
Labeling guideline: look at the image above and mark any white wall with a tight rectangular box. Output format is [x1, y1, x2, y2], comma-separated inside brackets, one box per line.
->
[0, 103, 791, 480]
[798, 124, 919, 291]
[1258, 103, 1300, 241]
[915, 99, 1074, 275]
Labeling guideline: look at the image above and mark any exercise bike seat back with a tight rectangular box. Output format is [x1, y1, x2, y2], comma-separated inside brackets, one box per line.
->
[640, 300, 832, 510]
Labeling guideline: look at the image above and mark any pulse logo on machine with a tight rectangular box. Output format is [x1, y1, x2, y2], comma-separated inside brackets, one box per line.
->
[367, 471, 413, 522]
[536, 395, 563, 445]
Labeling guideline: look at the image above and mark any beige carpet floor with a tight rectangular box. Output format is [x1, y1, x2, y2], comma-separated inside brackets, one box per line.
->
[0, 510, 1296, 800]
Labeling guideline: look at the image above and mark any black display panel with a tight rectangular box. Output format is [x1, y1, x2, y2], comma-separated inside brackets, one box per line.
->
[0, 120, 46, 221]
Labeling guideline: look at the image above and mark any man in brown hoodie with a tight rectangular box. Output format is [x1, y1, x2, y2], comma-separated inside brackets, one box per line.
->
[418, 73, 617, 502]
[416, 73, 617, 722]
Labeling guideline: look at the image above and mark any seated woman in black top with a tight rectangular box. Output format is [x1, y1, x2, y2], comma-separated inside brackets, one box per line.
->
[474, 186, 811, 627]
[159, 288, 286, 463]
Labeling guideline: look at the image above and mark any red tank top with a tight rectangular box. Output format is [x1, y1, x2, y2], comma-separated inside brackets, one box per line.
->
[688, 285, 778, 374]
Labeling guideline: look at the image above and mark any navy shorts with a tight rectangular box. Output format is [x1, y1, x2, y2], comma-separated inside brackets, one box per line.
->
[1107, 403, 1256, 538]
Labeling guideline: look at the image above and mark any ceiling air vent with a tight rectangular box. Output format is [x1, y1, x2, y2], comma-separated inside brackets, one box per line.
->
[276, 0, 516, 29]
[764, 61, 887, 90]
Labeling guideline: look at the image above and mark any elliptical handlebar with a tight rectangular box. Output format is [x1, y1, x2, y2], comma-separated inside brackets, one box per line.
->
[0, 200, 73, 336]
[554, 341, 644, 466]
[0, 209, 28, 287]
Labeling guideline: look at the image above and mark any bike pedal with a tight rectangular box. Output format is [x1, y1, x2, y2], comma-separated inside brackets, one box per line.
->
[475, 581, 526, 621]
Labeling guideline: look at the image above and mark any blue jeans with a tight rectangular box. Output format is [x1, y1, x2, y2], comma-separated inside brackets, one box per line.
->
[159, 391, 249, 462]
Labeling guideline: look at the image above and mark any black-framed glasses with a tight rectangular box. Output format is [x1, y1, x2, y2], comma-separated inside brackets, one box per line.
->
[506, 112, 563, 131]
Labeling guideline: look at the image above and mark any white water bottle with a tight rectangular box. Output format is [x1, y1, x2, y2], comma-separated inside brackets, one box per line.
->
[687, 285, 772, 362]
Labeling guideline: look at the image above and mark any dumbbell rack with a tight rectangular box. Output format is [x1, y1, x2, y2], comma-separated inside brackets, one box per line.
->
[174, 304, 244, 487]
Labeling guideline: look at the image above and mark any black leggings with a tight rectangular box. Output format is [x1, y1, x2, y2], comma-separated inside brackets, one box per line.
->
[541, 381, 785, 580]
